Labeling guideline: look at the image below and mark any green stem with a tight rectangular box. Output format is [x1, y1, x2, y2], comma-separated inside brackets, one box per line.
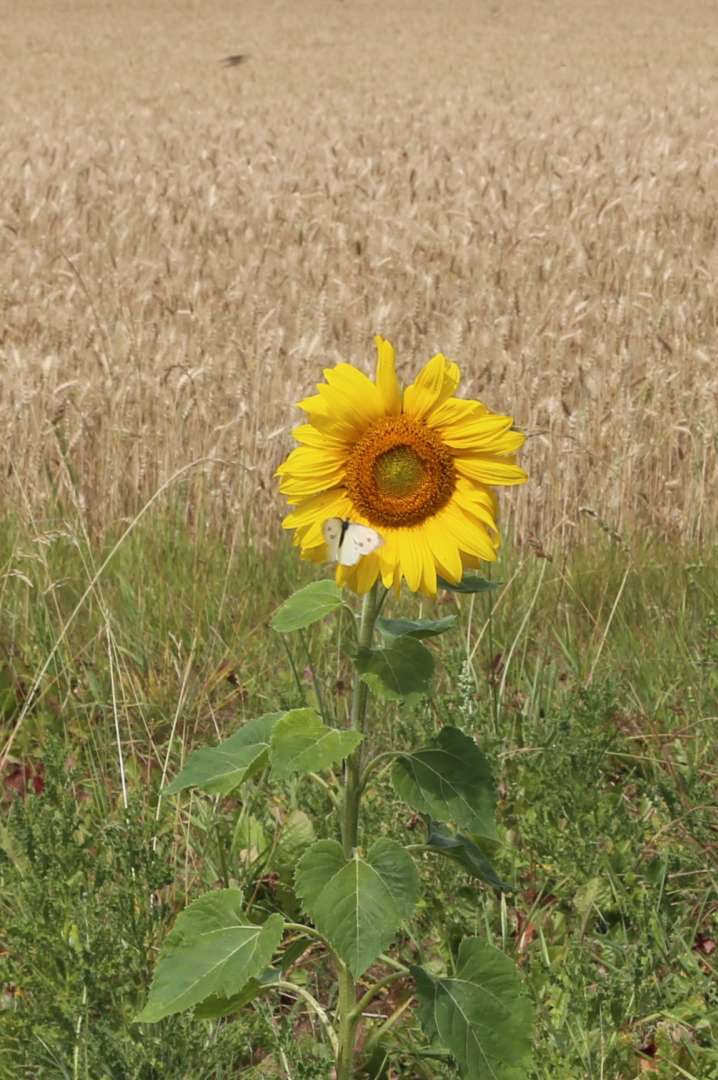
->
[214, 808, 230, 889]
[486, 564, 500, 735]
[336, 581, 381, 1079]
[349, 970, 406, 1022]
[341, 583, 381, 857]
[358, 749, 401, 793]
[275, 980, 338, 1057]
[336, 962, 359, 1080]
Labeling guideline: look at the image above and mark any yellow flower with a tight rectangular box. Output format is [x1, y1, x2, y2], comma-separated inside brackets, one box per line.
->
[276, 337, 527, 595]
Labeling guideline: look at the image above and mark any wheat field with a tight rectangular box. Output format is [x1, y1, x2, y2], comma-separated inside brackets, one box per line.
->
[2, 0, 717, 551]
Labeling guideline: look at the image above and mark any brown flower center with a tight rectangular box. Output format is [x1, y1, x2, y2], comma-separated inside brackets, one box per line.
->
[344, 415, 455, 527]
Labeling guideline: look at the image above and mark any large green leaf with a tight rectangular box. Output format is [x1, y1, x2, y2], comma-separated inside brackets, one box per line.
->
[354, 638, 434, 704]
[135, 890, 283, 1022]
[412, 937, 533, 1079]
[164, 713, 281, 796]
[269, 708, 362, 780]
[424, 819, 513, 892]
[194, 967, 280, 1019]
[437, 574, 502, 594]
[392, 726, 496, 838]
[271, 580, 344, 633]
[295, 838, 419, 976]
[377, 615, 457, 640]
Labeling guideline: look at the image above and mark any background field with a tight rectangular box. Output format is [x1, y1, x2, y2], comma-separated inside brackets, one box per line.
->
[1, 1, 716, 1078]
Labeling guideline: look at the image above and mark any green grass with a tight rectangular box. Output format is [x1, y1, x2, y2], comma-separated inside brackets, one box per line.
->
[1, 509, 716, 1078]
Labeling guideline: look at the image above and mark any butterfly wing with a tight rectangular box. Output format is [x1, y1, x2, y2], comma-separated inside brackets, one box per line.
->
[322, 518, 344, 562]
[337, 523, 384, 566]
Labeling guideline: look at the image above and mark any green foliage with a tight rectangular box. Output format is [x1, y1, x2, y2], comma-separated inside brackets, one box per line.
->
[423, 819, 513, 892]
[295, 838, 419, 976]
[164, 712, 281, 796]
[0, 741, 263, 1079]
[437, 574, 502, 593]
[271, 580, 344, 632]
[2, 513, 716, 1077]
[412, 938, 533, 1079]
[269, 708, 362, 779]
[137, 890, 284, 1022]
[354, 637, 435, 703]
[377, 615, 458, 639]
[392, 726, 497, 838]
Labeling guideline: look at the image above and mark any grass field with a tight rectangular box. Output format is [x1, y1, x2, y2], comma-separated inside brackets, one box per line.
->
[1, 1, 717, 1077]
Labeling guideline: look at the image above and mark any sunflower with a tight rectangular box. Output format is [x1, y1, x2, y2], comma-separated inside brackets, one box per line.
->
[276, 337, 527, 595]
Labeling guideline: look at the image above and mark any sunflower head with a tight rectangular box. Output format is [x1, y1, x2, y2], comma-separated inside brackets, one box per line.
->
[276, 337, 527, 596]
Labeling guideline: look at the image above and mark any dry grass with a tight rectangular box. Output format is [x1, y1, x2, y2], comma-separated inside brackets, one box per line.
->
[2, 0, 717, 550]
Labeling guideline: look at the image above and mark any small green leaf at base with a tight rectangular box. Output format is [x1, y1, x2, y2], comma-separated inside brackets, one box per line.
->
[412, 937, 533, 1079]
[354, 637, 434, 704]
[424, 819, 513, 892]
[377, 615, 457, 640]
[437, 574, 502, 594]
[295, 838, 419, 976]
[164, 712, 281, 796]
[135, 890, 283, 1023]
[392, 726, 497, 838]
[271, 580, 344, 633]
[269, 708, 362, 779]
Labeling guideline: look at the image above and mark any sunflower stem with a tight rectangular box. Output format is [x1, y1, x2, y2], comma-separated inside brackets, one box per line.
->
[335, 580, 381, 1078]
[342, 581, 381, 857]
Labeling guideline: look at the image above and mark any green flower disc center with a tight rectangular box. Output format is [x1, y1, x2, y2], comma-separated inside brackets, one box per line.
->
[374, 446, 426, 498]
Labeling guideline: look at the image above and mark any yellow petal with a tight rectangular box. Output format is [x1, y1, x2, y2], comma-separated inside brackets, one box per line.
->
[426, 396, 489, 430]
[397, 530, 423, 593]
[403, 353, 460, 421]
[276, 444, 345, 477]
[356, 552, 381, 594]
[297, 394, 362, 442]
[282, 489, 352, 530]
[417, 531, 437, 595]
[454, 454, 528, 486]
[439, 505, 498, 562]
[455, 476, 500, 519]
[279, 470, 345, 498]
[438, 412, 525, 453]
[422, 516, 464, 583]
[453, 483, 500, 535]
[316, 363, 386, 432]
[377, 529, 400, 589]
[374, 336, 402, 416]
[292, 424, 349, 451]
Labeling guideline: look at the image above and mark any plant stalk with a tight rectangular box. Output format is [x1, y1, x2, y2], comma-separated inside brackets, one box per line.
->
[336, 581, 381, 1078]
[341, 582, 381, 859]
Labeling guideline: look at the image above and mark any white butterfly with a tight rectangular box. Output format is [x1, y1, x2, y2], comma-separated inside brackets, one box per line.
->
[323, 518, 383, 566]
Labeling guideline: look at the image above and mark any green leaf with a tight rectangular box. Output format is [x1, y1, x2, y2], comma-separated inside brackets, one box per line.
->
[295, 838, 419, 976]
[354, 638, 434, 704]
[135, 890, 283, 1022]
[392, 727, 496, 838]
[194, 967, 280, 1019]
[377, 615, 457, 640]
[424, 819, 513, 892]
[234, 815, 268, 862]
[164, 713, 281, 796]
[412, 938, 533, 1079]
[274, 809, 316, 882]
[271, 580, 344, 633]
[269, 708, 362, 780]
[437, 574, 502, 594]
